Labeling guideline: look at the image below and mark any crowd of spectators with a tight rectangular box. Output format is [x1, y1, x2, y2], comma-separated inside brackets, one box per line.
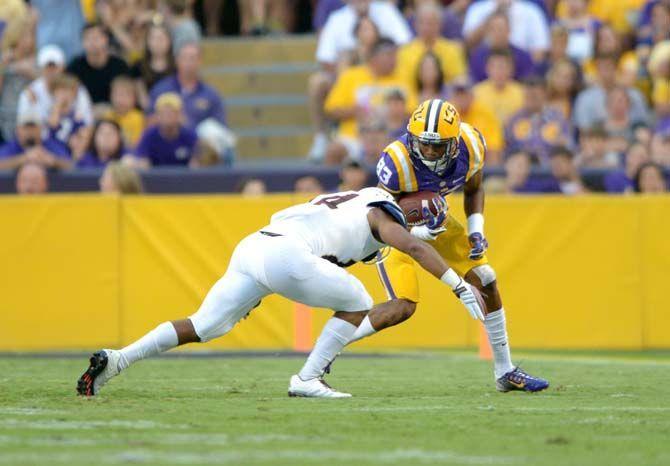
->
[309, 0, 670, 194]
[0, 0, 234, 194]
[1, 0, 668, 195]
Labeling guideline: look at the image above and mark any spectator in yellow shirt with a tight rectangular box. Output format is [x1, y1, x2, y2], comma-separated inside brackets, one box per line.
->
[397, 2, 466, 93]
[472, 49, 524, 125]
[582, 24, 639, 87]
[555, 0, 645, 34]
[416, 52, 449, 102]
[324, 38, 414, 165]
[450, 79, 504, 165]
[648, 40, 670, 119]
[110, 76, 145, 147]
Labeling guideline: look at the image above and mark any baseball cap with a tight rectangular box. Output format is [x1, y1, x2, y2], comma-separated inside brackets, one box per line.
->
[37, 45, 66, 68]
[17, 108, 43, 126]
[155, 92, 183, 111]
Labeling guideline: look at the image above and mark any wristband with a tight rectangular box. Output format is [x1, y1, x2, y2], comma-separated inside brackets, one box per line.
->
[440, 268, 462, 290]
[467, 213, 484, 236]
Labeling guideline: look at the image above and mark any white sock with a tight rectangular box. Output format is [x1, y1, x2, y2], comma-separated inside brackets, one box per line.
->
[118, 322, 179, 370]
[298, 317, 357, 380]
[484, 308, 515, 379]
[348, 315, 376, 344]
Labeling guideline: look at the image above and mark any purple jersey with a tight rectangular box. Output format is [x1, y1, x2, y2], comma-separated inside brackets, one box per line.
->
[134, 125, 197, 166]
[376, 122, 486, 196]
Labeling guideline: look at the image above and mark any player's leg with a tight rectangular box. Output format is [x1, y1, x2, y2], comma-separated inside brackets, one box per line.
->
[439, 217, 548, 392]
[259, 241, 373, 397]
[77, 238, 270, 396]
[347, 248, 421, 344]
[463, 265, 548, 392]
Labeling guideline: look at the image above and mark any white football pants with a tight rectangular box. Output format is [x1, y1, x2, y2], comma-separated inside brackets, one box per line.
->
[190, 232, 373, 342]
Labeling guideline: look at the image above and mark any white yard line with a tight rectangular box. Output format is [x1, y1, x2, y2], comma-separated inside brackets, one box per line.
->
[0, 419, 189, 430]
[438, 351, 670, 367]
[0, 448, 518, 465]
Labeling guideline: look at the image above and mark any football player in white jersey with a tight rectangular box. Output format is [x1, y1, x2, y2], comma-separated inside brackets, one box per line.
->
[77, 188, 484, 398]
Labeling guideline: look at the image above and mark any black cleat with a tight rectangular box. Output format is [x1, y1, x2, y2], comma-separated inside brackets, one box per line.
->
[76, 351, 109, 396]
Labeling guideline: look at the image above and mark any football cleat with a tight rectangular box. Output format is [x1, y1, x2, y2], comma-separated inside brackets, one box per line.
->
[76, 349, 122, 396]
[287, 374, 351, 398]
[496, 367, 549, 393]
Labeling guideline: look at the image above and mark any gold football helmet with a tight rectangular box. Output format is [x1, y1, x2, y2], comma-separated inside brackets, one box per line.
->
[406, 99, 461, 174]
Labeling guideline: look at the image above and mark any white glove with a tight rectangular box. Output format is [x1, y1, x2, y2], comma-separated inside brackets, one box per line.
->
[453, 281, 485, 321]
[410, 224, 446, 241]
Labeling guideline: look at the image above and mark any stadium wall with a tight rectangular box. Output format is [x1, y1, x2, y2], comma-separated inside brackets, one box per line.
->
[1, 194, 669, 351]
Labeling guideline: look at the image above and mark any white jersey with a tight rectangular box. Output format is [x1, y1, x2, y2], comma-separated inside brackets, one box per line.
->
[263, 187, 405, 267]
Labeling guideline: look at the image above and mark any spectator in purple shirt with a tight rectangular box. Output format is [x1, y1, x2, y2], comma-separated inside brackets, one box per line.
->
[131, 93, 198, 167]
[46, 73, 89, 159]
[505, 150, 561, 193]
[604, 142, 651, 193]
[468, 11, 535, 83]
[505, 76, 573, 165]
[77, 119, 126, 168]
[407, 0, 471, 40]
[548, 146, 586, 194]
[0, 109, 71, 171]
[149, 41, 226, 130]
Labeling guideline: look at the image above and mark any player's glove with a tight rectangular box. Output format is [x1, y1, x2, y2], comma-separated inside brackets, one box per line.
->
[410, 197, 447, 241]
[452, 280, 485, 321]
[468, 232, 488, 260]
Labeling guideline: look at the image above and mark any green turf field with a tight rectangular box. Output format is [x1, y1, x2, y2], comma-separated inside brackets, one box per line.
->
[0, 351, 668, 465]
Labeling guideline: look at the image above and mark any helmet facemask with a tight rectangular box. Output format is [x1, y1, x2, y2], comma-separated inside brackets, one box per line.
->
[409, 132, 460, 175]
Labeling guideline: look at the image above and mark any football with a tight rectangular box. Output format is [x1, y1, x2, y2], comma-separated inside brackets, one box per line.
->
[398, 191, 445, 226]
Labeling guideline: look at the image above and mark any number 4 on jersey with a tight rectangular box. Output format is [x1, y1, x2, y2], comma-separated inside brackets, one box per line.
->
[313, 193, 359, 209]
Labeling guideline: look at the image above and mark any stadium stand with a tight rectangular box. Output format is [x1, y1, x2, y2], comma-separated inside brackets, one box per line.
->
[0, 0, 668, 194]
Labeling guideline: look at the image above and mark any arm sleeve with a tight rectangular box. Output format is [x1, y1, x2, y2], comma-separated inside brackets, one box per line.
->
[315, 16, 339, 64]
[462, 2, 488, 38]
[16, 90, 30, 119]
[375, 151, 401, 193]
[47, 140, 72, 159]
[147, 81, 167, 115]
[324, 70, 355, 113]
[133, 131, 151, 158]
[526, 5, 550, 51]
[503, 118, 521, 154]
[210, 93, 227, 126]
[447, 43, 467, 80]
[473, 127, 487, 170]
[482, 112, 504, 153]
[0, 143, 19, 158]
[381, 4, 412, 44]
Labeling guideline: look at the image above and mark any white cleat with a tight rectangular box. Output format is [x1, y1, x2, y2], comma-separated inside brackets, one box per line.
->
[76, 349, 123, 396]
[288, 374, 352, 398]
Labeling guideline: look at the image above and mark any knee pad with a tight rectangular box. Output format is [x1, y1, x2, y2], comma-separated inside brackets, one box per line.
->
[472, 265, 496, 287]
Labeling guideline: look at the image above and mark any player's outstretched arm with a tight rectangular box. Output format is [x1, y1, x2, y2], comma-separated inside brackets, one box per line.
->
[368, 208, 485, 321]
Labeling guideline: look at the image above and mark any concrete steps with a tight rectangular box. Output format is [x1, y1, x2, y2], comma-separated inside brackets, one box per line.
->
[202, 36, 316, 66]
[202, 36, 316, 160]
[236, 130, 313, 159]
[227, 101, 310, 128]
[203, 64, 314, 96]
